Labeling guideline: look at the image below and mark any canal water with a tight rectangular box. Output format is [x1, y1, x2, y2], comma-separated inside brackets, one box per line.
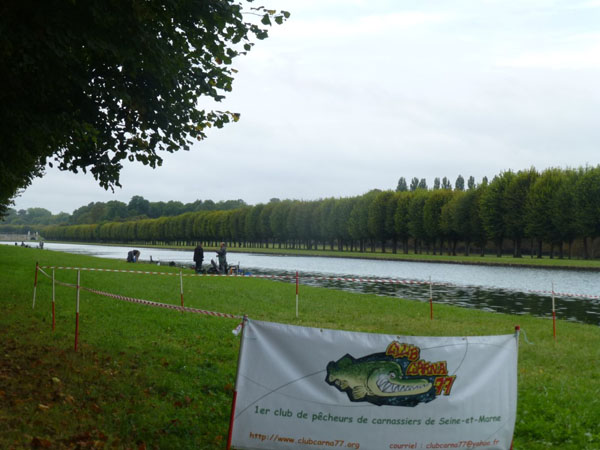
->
[6, 241, 599, 326]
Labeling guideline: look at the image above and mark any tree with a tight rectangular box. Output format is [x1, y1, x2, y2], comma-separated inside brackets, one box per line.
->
[467, 176, 476, 190]
[525, 169, 561, 258]
[574, 166, 600, 258]
[440, 196, 459, 255]
[332, 197, 355, 251]
[423, 189, 453, 254]
[503, 168, 538, 257]
[448, 191, 472, 255]
[128, 196, 150, 218]
[407, 190, 430, 253]
[441, 177, 452, 190]
[245, 203, 264, 246]
[1, 207, 53, 225]
[418, 178, 428, 190]
[409, 177, 420, 192]
[394, 192, 412, 254]
[433, 177, 441, 190]
[455, 175, 465, 191]
[258, 202, 276, 247]
[396, 177, 408, 192]
[0, 1, 288, 215]
[315, 198, 336, 250]
[71, 202, 106, 225]
[269, 201, 291, 248]
[550, 169, 579, 258]
[348, 191, 378, 252]
[470, 184, 489, 256]
[480, 172, 514, 256]
[368, 191, 395, 252]
[230, 207, 250, 246]
[104, 201, 128, 221]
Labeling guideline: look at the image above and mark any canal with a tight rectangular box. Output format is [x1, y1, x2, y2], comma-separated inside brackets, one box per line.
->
[7, 241, 599, 326]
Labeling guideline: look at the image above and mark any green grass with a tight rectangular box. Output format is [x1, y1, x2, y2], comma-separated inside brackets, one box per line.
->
[1, 245, 599, 449]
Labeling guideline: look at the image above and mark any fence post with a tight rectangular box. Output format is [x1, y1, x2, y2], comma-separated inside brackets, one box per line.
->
[52, 268, 56, 331]
[296, 271, 299, 318]
[552, 282, 556, 341]
[32, 262, 39, 308]
[180, 270, 184, 309]
[74, 270, 80, 352]
[429, 276, 433, 320]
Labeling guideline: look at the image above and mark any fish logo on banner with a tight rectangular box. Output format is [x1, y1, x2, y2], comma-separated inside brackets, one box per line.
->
[326, 341, 456, 407]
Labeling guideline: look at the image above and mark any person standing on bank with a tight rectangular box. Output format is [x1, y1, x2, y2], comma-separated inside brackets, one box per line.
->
[216, 242, 227, 274]
[193, 243, 204, 273]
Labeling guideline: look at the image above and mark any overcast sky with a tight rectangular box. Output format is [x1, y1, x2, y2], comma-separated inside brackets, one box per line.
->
[13, 0, 600, 214]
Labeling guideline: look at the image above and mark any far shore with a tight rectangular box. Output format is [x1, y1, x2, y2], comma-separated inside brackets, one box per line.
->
[9, 239, 600, 272]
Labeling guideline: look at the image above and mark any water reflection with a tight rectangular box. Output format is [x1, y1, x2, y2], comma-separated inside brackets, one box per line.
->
[246, 268, 600, 326]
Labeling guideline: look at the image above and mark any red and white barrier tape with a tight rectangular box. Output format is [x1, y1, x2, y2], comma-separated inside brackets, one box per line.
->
[525, 288, 600, 300]
[39, 266, 599, 300]
[38, 266, 240, 318]
[81, 286, 241, 319]
[40, 266, 297, 280]
[41, 266, 185, 276]
[38, 266, 77, 288]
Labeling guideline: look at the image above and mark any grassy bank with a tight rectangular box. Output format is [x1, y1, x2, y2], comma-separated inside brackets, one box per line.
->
[1, 245, 599, 449]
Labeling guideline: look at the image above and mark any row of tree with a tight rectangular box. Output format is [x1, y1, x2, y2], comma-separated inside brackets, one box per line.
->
[1, 196, 248, 226]
[37, 166, 600, 259]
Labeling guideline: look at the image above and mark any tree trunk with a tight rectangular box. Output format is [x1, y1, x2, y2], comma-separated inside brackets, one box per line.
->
[558, 242, 564, 259]
[514, 238, 522, 258]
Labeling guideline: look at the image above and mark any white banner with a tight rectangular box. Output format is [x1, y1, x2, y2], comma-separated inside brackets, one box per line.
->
[230, 320, 518, 450]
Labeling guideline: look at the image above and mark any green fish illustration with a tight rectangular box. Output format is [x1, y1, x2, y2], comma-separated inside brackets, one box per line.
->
[326, 355, 432, 402]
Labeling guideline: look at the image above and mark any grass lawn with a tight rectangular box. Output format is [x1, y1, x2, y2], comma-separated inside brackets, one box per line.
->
[0, 245, 599, 449]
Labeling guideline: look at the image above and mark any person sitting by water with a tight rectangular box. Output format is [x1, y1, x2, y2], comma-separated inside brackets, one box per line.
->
[209, 259, 219, 274]
[126, 249, 140, 262]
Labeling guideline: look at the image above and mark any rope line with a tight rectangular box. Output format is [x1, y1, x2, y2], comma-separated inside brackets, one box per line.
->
[37, 265, 240, 319]
[81, 286, 241, 319]
[39, 265, 599, 300]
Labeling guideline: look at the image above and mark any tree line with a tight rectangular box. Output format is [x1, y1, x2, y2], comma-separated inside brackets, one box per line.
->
[33, 166, 600, 260]
[1, 196, 247, 227]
